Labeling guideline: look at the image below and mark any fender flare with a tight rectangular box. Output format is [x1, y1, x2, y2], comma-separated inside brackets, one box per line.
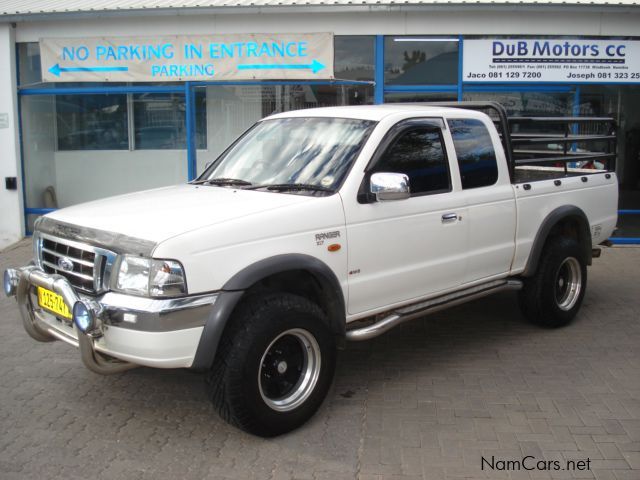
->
[522, 205, 592, 278]
[191, 254, 346, 370]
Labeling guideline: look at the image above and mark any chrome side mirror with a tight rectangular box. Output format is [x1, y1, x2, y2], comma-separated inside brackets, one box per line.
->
[370, 172, 410, 201]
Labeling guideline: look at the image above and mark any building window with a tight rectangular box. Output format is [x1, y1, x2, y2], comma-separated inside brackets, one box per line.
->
[447, 118, 498, 189]
[373, 127, 450, 195]
[133, 92, 206, 150]
[385, 92, 457, 103]
[54, 92, 206, 151]
[56, 95, 129, 150]
[18, 42, 42, 86]
[334, 36, 375, 81]
[384, 37, 459, 85]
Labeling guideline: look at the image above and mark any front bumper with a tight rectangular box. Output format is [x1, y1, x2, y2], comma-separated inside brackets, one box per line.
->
[4, 266, 217, 373]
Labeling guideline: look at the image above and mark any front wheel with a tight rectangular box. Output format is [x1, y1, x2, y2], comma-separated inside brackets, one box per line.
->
[207, 293, 336, 437]
[518, 237, 588, 328]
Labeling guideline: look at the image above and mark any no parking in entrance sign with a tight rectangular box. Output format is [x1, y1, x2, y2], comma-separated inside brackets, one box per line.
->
[40, 33, 335, 82]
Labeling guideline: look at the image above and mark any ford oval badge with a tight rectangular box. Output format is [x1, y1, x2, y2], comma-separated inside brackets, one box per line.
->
[57, 256, 74, 272]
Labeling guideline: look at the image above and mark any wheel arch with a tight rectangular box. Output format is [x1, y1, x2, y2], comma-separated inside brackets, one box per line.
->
[522, 205, 593, 278]
[191, 254, 346, 370]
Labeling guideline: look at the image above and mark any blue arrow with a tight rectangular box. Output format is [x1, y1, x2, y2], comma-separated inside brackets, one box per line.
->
[237, 59, 325, 74]
[49, 64, 129, 77]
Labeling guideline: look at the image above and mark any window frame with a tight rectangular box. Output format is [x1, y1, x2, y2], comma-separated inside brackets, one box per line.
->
[447, 117, 500, 190]
[361, 117, 452, 200]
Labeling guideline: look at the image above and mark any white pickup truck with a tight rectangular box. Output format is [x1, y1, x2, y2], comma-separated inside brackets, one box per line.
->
[4, 102, 618, 436]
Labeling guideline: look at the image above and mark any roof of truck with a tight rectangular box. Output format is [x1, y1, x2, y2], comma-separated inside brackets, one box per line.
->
[266, 104, 487, 122]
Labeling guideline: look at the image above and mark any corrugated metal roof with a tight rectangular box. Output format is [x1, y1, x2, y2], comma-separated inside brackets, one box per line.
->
[2, 0, 639, 18]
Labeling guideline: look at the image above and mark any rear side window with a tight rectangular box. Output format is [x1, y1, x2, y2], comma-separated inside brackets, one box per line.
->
[373, 128, 450, 195]
[448, 119, 498, 189]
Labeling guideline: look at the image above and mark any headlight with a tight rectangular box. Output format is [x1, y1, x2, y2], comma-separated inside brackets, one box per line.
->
[115, 255, 187, 297]
[150, 259, 187, 297]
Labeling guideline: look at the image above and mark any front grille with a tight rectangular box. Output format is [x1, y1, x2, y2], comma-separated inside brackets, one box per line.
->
[37, 235, 114, 294]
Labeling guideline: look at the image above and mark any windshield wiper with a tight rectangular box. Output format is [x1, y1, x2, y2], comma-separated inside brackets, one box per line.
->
[246, 183, 334, 193]
[191, 178, 252, 186]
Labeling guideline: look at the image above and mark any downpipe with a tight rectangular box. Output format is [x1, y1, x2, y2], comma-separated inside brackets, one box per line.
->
[346, 279, 523, 341]
[5, 267, 137, 375]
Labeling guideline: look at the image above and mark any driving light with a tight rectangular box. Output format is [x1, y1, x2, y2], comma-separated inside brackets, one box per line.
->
[73, 301, 95, 334]
[3, 269, 18, 297]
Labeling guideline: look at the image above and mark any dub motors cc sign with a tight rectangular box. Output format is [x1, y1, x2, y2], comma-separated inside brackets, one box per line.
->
[40, 33, 334, 82]
[463, 39, 640, 83]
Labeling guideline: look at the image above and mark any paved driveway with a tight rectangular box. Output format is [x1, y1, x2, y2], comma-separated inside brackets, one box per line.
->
[1, 240, 639, 480]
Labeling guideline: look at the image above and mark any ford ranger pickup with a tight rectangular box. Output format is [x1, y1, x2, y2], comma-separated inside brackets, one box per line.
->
[4, 102, 618, 436]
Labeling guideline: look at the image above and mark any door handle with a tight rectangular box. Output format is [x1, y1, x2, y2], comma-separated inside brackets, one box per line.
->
[441, 213, 458, 223]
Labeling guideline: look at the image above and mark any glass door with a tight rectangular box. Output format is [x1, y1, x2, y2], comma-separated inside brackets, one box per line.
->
[193, 82, 374, 177]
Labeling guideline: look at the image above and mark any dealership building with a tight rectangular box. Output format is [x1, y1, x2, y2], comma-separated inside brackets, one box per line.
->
[1, 0, 639, 249]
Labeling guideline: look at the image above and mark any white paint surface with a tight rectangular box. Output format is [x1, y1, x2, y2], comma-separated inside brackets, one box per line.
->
[0, 24, 23, 250]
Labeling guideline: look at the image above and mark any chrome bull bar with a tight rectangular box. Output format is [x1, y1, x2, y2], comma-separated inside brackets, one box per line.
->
[4, 266, 137, 375]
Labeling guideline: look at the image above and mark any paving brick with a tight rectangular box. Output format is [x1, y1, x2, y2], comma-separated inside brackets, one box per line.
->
[1, 242, 639, 480]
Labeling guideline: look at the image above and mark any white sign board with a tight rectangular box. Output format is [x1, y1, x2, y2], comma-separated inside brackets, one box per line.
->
[463, 39, 640, 83]
[40, 33, 334, 82]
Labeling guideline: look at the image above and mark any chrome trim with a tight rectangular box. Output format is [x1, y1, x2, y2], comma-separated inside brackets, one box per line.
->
[258, 328, 322, 412]
[346, 279, 523, 341]
[11, 266, 135, 374]
[32, 232, 43, 269]
[441, 213, 458, 223]
[38, 232, 117, 294]
[555, 257, 582, 311]
[100, 291, 218, 314]
[99, 291, 218, 332]
[45, 326, 79, 347]
[43, 248, 94, 267]
[8, 265, 216, 373]
[42, 260, 94, 281]
[36, 217, 157, 257]
[370, 172, 411, 201]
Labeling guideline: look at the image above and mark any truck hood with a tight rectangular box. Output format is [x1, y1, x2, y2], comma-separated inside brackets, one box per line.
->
[41, 184, 314, 250]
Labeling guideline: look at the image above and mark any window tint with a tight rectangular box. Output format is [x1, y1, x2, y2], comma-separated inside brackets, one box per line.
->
[374, 128, 450, 194]
[56, 95, 128, 150]
[334, 36, 375, 81]
[384, 37, 459, 85]
[448, 119, 499, 189]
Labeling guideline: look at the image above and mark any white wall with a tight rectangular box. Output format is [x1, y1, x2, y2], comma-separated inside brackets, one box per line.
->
[0, 23, 23, 249]
[53, 150, 187, 207]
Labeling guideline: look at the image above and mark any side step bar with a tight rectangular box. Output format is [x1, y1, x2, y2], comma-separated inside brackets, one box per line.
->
[346, 279, 523, 341]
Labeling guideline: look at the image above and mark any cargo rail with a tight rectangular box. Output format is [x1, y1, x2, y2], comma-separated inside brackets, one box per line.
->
[427, 101, 617, 183]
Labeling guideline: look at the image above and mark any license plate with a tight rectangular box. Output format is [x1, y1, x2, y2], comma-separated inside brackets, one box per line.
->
[37, 287, 72, 320]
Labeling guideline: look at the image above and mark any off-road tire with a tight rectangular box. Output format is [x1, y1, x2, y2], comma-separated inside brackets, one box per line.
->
[519, 236, 587, 328]
[207, 293, 336, 437]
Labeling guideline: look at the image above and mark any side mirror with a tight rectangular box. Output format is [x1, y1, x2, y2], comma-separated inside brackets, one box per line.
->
[370, 172, 410, 201]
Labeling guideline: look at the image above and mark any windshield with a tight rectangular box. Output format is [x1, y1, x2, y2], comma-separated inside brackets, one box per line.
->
[198, 117, 376, 193]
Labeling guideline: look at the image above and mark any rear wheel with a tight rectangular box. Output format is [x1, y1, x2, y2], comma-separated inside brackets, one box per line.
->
[207, 293, 336, 437]
[519, 237, 587, 328]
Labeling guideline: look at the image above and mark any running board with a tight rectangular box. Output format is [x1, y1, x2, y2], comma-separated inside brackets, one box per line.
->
[346, 279, 523, 341]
